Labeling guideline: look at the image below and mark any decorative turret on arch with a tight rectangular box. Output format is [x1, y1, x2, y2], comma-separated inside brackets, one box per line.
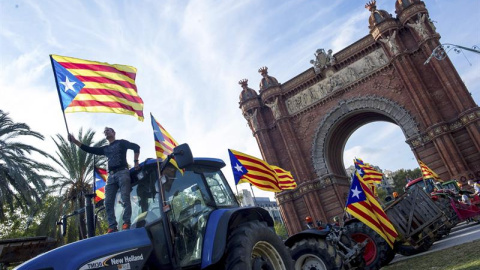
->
[258, 66, 280, 91]
[365, 0, 393, 28]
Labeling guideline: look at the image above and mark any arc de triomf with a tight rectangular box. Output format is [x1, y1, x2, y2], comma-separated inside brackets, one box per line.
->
[237, 0, 479, 235]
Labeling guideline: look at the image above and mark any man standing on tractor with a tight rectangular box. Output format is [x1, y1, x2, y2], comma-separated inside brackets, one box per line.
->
[69, 127, 140, 233]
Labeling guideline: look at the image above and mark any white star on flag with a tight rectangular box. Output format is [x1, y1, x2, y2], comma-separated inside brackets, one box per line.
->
[234, 163, 243, 172]
[60, 76, 76, 92]
[351, 186, 362, 199]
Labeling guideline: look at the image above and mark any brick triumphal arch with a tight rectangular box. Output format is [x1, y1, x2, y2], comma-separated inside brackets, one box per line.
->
[238, 0, 480, 234]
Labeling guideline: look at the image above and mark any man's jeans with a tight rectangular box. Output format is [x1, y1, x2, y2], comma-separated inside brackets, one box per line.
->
[105, 169, 132, 229]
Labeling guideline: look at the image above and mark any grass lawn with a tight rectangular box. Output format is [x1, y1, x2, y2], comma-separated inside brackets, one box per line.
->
[382, 239, 480, 270]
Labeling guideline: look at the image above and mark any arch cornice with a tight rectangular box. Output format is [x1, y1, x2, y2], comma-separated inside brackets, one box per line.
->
[311, 95, 420, 179]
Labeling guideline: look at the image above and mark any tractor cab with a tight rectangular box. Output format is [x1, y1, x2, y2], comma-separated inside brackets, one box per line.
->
[405, 177, 443, 194]
[441, 180, 461, 193]
[405, 177, 456, 200]
[114, 153, 238, 268]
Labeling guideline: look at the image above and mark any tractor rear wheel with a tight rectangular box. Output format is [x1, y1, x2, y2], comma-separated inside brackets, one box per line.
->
[289, 238, 342, 270]
[225, 220, 293, 270]
[346, 221, 392, 270]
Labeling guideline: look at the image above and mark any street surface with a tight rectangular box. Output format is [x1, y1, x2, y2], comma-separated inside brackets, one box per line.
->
[390, 221, 480, 264]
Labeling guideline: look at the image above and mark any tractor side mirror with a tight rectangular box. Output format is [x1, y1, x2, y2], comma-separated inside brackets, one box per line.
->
[59, 215, 67, 237]
[173, 144, 193, 169]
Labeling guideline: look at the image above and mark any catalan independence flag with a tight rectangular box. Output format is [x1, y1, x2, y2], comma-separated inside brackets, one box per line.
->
[150, 113, 181, 171]
[346, 171, 398, 248]
[418, 160, 442, 182]
[93, 167, 108, 204]
[50, 55, 144, 121]
[228, 149, 297, 192]
[354, 158, 383, 196]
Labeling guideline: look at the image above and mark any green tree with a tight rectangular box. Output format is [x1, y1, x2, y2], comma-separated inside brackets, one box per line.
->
[49, 128, 106, 243]
[0, 110, 54, 222]
[274, 221, 288, 240]
[0, 195, 65, 240]
[391, 168, 421, 194]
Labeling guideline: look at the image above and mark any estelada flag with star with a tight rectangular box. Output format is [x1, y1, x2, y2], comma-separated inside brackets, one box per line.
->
[150, 113, 182, 173]
[93, 166, 108, 204]
[354, 158, 383, 196]
[50, 54, 144, 121]
[228, 149, 296, 192]
[345, 170, 398, 248]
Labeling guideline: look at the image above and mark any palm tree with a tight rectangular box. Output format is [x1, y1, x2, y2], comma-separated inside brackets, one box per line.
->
[0, 110, 54, 221]
[49, 128, 106, 242]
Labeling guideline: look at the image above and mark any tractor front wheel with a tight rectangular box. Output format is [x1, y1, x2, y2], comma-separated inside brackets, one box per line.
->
[225, 220, 293, 270]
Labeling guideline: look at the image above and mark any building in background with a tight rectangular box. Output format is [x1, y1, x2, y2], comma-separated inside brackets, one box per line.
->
[240, 189, 283, 224]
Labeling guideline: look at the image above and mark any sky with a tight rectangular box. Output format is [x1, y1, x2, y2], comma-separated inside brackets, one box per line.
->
[1, 0, 479, 200]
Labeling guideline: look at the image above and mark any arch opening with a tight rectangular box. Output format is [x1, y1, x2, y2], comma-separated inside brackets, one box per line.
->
[312, 96, 420, 181]
[327, 112, 395, 177]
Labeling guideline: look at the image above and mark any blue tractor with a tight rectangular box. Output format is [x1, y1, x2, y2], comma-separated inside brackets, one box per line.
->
[15, 144, 293, 270]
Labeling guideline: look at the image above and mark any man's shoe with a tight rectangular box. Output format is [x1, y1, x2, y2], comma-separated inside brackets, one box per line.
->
[122, 223, 130, 230]
[107, 228, 118, 234]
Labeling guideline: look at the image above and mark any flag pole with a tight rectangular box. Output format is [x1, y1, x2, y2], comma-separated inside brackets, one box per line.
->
[250, 184, 257, 206]
[154, 158, 177, 268]
[49, 55, 71, 136]
[92, 156, 96, 196]
[154, 160, 168, 209]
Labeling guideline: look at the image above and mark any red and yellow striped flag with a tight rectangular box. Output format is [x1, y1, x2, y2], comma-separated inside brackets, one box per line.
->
[51, 55, 144, 121]
[354, 158, 383, 196]
[93, 167, 108, 204]
[228, 149, 296, 192]
[150, 113, 182, 172]
[354, 158, 383, 184]
[271, 165, 297, 190]
[346, 171, 398, 248]
[418, 160, 442, 182]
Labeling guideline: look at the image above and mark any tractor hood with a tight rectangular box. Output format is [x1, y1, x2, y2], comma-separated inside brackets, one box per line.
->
[15, 228, 152, 270]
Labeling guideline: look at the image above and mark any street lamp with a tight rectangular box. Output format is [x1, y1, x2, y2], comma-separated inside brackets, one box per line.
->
[424, 43, 480, 65]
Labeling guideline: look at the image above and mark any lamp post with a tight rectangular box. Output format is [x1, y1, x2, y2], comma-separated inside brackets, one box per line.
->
[424, 43, 480, 65]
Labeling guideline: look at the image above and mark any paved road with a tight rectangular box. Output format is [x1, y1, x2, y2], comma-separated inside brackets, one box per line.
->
[389, 221, 480, 264]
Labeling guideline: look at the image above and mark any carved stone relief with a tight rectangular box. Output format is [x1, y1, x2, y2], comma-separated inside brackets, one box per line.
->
[379, 31, 399, 55]
[265, 97, 281, 120]
[286, 48, 389, 115]
[372, 68, 404, 93]
[407, 14, 429, 40]
[310, 48, 336, 74]
[244, 109, 259, 132]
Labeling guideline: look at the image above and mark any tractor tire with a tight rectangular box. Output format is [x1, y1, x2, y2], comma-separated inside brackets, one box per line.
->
[382, 247, 396, 267]
[290, 238, 342, 270]
[224, 220, 293, 270]
[396, 236, 433, 256]
[346, 221, 392, 270]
